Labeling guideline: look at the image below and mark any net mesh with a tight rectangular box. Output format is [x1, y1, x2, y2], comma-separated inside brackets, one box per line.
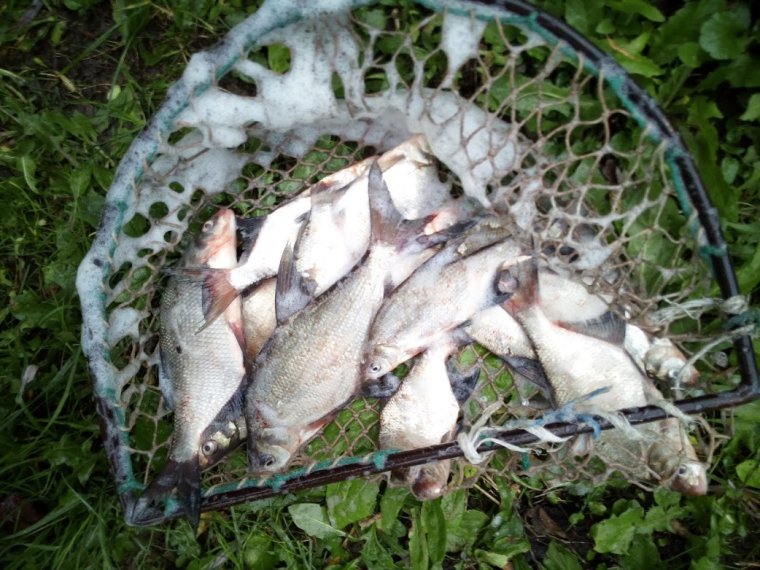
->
[79, 0, 747, 522]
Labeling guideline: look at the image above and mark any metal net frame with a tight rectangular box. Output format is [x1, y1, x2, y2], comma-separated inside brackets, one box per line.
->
[76, 0, 759, 526]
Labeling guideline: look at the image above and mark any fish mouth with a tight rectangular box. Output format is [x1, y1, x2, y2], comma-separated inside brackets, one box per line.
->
[195, 209, 237, 263]
[131, 457, 202, 528]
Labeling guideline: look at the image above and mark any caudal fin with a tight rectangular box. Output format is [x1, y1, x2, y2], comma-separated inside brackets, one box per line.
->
[132, 458, 201, 529]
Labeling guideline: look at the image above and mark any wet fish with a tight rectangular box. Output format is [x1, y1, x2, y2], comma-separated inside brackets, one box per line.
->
[588, 379, 708, 495]
[134, 209, 246, 528]
[241, 278, 277, 362]
[363, 219, 525, 383]
[496, 257, 648, 411]
[624, 326, 699, 386]
[380, 339, 474, 500]
[190, 136, 458, 326]
[246, 162, 464, 473]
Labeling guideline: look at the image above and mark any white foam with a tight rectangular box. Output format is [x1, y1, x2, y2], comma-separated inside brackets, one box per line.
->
[441, 11, 487, 88]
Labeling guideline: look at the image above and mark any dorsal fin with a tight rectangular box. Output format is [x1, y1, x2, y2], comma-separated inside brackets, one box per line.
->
[367, 160, 404, 246]
[274, 224, 316, 325]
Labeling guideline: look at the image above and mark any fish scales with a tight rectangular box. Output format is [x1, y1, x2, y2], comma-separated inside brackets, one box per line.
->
[364, 234, 524, 380]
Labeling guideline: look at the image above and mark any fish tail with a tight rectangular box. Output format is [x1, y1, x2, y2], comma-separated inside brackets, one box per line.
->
[498, 256, 539, 314]
[132, 458, 201, 529]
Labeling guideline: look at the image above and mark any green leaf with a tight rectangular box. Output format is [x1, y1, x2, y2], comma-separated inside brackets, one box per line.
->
[699, 11, 750, 60]
[326, 480, 380, 529]
[475, 544, 530, 567]
[677, 42, 702, 67]
[409, 509, 428, 570]
[20, 155, 38, 194]
[446, 509, 488, 553]
[361, 527, 398, 570]
[421, 500, 447, 566]
[243, 534, 279, 570]
[590, 504, 645, 554]
[604, 0, 664, 22]
[379, 486, 409, 532]
[288, 503, 345, 539]
[736, 460, 760, 488]
[541, 541, 583, 570]
[740, 94, 760, 122]
[564, 0, 601, 34]
[621, 533, 664, 569]
[267, 44, 291, 74]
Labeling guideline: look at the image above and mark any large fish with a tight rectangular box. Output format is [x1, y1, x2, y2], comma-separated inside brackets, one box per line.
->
[379, 338, 478, 499]
[241, 277, 277, 363]
[134, 209, 246, 528]
[497, 258, 648, 411]
[362, 219, 525, 383]
[190, 136, 458, 326]
[245, 162, 466, 473]
[496, 260, 706, 494]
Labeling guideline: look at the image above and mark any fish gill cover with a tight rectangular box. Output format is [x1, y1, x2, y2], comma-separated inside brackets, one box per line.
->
[76, 0, 758, 525]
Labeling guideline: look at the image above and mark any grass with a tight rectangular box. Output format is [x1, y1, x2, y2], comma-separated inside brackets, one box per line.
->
[1, 0, 759, 568]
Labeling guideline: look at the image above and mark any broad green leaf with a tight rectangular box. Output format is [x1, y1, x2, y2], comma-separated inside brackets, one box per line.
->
[379, 486, 409, 532]
[326, 479, 380, 529]
[677, 42, 702, 68]
[590, 504, 645, 554]
[267, 44, 291, 74]
[361, 527, 398, 570]
[409, 509, 428, 570]
[541, 541, 583, 570]
[475, 543, 530, 567]
[736, 459, 760, 488]
[699, 11, 750, 60]
[604, 0, 664, 22]
[288, 503, 345, 539]
[621, 533, 664, 569]
[421, 500, 446, 566]
[20, 155, 38, 194]
[740, 94, 760, 122]
[446, 509, 489, 553]
[564, 0, 601, 34]
[243, 534, 279, 570]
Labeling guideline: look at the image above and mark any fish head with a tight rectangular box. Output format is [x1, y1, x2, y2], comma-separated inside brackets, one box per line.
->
[667, 460, 708, 496]
[248, 426, 295, 473]
[188, 208, 237, 266]
[197, 419, 246, 470]
[404, 460, 451, 500]
[363, 344, 403, 381]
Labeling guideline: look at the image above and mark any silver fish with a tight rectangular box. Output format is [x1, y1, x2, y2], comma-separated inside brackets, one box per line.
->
[135, 208, 246, 528]
[380, 340, 463, 500]
[496, 258, 648, 412]
[363, 220, 524, 382]
[242, 277, 277, 363]
[246, 162, 462, 473]
[190, 136, 458, 326]
[589, 379, 708, 495]
[624, 327, 699, 386]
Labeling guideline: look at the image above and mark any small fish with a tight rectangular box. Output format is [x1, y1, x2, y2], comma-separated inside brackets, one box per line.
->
[189, 136, 458, 326]
[590, 380, 708, 495]
[246, 162, 464, 473]
[380, 339, 467, 500]
[496, 257, 648, 411]
[363, 219, 525, 382]
[134, 209, 246, 528]
[624, 326, 699, 385]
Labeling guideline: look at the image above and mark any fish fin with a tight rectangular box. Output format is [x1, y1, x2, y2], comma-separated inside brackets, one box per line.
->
[447, 359, 480, 405]
[274, 230, 316, 325]
[557, 310, 627, 346]
[497, 256, 539, 314]
[237, 215, 266, 250]
[133, 457, 201, 529]
[502, 356, 555, 405]
[157, 345, 175, 410]
[367, 160, 405, 246]
[361, 372, 402, 399]
[228, 318, 246, 352]
[417, 218, 478, 249]
[193, 269, 240, 332]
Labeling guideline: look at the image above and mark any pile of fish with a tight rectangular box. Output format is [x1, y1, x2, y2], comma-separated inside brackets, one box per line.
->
[132, 136, 707, 527]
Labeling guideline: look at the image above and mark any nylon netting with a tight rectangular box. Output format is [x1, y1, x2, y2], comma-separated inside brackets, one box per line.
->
[80, 0, 744, 521]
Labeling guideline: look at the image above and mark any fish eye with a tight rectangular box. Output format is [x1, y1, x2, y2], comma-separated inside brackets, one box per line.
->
[369, 362, 382, 374]
[260, 454, 276, 468]
[201, 440, 219, 456]
[676, 465, 688, 477]
[202, 220, 214, 232]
